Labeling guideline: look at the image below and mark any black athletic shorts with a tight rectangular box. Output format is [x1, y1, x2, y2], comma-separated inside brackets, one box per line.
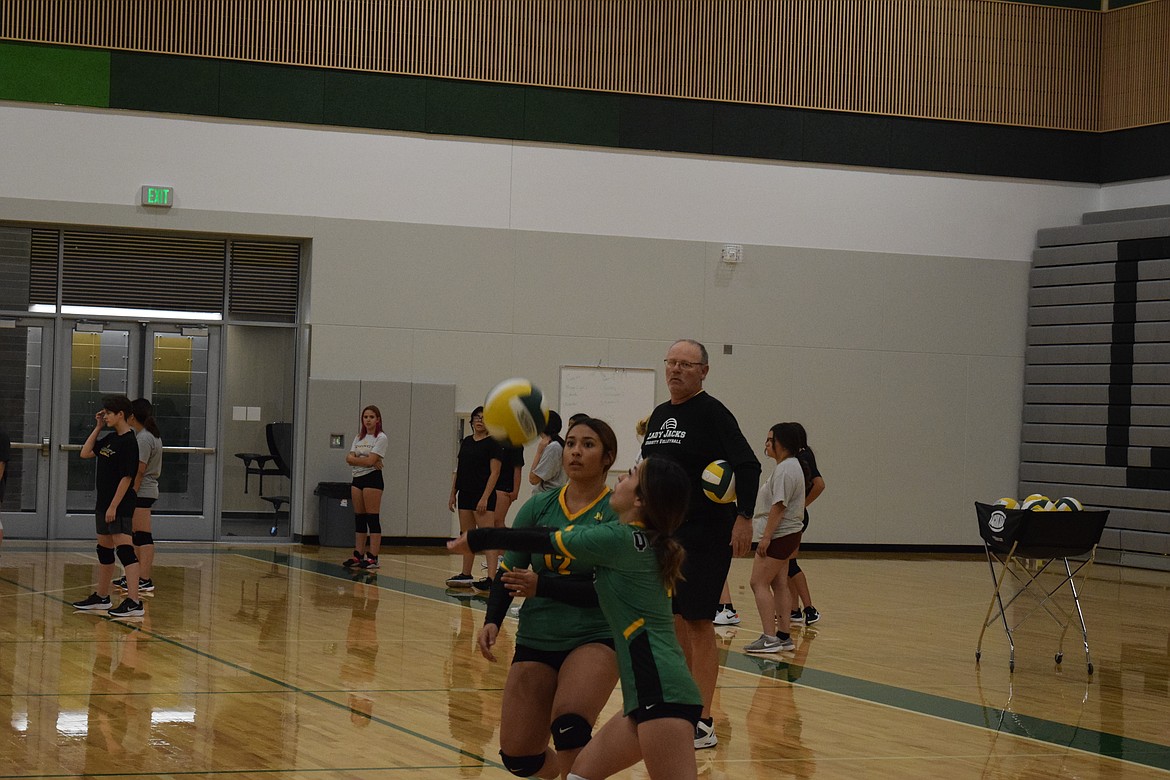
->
[629, 701, 703, 725]
[672, 517, 734, 621]
[352, 471, 385, 491]
[457, 490, 497, 512]
[512, 639, 615, 671]
[135, 496, 156, 509]
[96, 513, 134, 536]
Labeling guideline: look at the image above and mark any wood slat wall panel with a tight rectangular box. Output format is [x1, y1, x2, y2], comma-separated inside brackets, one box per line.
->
[2, 0, 1143, 131]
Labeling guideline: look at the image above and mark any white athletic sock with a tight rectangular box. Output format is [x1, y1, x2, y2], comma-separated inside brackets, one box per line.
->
[567, 774, 591, 780]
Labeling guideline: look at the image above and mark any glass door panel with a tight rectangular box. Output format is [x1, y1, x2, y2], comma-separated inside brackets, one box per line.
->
[0, 321, 52, 537]
[149, 328, 214, 521]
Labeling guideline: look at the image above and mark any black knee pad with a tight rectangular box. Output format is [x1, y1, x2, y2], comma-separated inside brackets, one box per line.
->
[789, 558, 802, 577]
[133, 530, 154, 547]
[354, 513, 369, 534]
[97, 545, 116, 565]
[116, 544, 139, 567]
[366, 513, 382, 534]
[499, 751, 545, 777]
[551, 712, 592, 751]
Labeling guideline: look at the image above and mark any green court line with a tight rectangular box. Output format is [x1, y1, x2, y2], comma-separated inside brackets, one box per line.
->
[0, 560, 506, 777]
[236, 547, 1170, 774]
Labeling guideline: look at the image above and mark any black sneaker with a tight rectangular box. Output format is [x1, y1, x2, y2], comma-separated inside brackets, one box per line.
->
[470, 578, 492, 594]
[445, 573, 474, 587]
[108, 598, 145, 618]
[73, 592, 112, 610]
[112, 576, 128, 589]
[803, 606, 821, 625]
[138, 578, 155, 593]
[342, 551, 363, 568]
[360, 554, 380, 570]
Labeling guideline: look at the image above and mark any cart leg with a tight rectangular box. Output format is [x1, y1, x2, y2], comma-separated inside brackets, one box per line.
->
[1065, 555, 1094, 674]
[977, 543, 1018, 671]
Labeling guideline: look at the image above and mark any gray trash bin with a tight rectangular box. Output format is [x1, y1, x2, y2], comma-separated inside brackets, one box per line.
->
[314, 482, 354, 547]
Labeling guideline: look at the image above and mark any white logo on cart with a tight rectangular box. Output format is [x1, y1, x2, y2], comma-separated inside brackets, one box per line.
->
[988, 510, 1007, 532]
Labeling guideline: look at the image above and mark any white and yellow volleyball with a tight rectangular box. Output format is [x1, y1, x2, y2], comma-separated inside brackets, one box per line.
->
[993, 497, 1020, 510]
[1022, 495, 1054, 511]
[482, 378, 548, 447]
[701, 460, 737, 504]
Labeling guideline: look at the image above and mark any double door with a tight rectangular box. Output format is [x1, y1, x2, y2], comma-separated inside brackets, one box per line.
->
[0, 318, 220, 539]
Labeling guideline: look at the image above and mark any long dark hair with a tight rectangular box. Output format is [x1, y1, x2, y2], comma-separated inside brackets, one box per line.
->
[636, 457, 689, 591]
[772, 422, 811, 486]
[357, 405, 383, 439]
[544, 410, 564, 446]
[130, 398, 161, 437]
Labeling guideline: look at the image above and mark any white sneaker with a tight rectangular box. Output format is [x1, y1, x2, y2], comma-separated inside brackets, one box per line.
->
[713, 606, 740, 626]
[694, 717, 717, 749]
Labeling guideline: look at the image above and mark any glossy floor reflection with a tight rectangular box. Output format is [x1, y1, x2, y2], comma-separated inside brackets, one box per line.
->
[0, 543, 1167, 778]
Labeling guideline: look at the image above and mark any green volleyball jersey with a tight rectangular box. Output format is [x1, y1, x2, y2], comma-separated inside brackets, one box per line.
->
[552, 521, 701, 714]
[501, 486, 615, 651]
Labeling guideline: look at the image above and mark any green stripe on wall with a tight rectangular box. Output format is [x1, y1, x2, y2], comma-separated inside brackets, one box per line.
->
[0, 41, 109, 107]
[110, 51, 220, 116]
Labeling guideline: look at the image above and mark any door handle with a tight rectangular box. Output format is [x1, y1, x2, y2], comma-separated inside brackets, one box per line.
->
[41, 437, 50, 457]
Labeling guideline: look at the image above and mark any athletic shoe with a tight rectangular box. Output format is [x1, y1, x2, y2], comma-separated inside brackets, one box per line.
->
[745, 634, 795, 654]
[694, 717, 717, 749]
[790, 609, 805, 624]
[471, 578, 492, 594]
[73, 593, 112, 610]
[137, 578, 155, 593]
[507, 604, 521, 618]
[108, 598, 145, 618]
[803, 606, 821, 625]
[360, 554, 380, 570]
[713, 606, 741, 626]
[446, 573, 474, 587]
[342, 551, 363, 568]
[112, 576, 128, 590]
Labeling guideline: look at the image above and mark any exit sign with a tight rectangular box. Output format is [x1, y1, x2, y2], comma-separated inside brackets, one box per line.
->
[140, 185, 174, 208]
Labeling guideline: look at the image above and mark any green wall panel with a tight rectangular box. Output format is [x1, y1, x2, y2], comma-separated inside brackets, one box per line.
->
[323, 70, 426, 132]
[426, 79, 525, 140]
[110, 52, 220, 116]
[522, 87, 620, 147]
[0, 42, 109, 107]
[219, 61, 324, 125]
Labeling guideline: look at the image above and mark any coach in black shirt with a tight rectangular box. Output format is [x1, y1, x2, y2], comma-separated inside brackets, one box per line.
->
[640, 338, 760, 749]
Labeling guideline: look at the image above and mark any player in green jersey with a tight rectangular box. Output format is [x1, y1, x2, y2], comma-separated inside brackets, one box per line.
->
[475, 418, 621, 779]
[451, 456, 701, 780]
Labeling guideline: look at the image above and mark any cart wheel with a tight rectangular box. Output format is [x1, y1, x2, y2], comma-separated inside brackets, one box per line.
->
[1009, 660, 1015, 673]
[1088, 662, 1094, 675]
[1055, 653, 1063, 665]
[975, 651, 981, 663]
[269, 525, 278, 536]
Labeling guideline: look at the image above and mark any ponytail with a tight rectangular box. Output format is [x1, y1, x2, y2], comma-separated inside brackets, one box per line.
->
[650, 532, 686, 592]
[131, 398, 162, 438]
[635, 457, 691, 591]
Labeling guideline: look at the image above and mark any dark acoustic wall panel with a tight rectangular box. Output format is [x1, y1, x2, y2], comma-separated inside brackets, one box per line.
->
[322, 70, 427, 132]
[219, 60, 325, 125]
[425, 79, 526, 140]
[521, 86, 620, 147]
[618, 95, 715, 155]
[109, 52, 221, 116]
[1022, 215, 1170, 570]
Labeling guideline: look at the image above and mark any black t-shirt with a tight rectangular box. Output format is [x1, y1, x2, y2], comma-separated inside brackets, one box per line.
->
[797, 447, 822, 524]
[0, 430, 10, 502]
[493, 445, 525, 493]
[640, 391, 761, 526]
[455, 435, 504, 497]
[95, 430, 139, 517]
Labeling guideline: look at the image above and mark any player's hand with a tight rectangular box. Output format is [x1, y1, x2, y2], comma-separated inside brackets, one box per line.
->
[448, 495, 457, 513]
[501, 569, 537, 598]
[447, 533, 471, 555]
[94, 411, 106, 426]
[731, 516, 752, 557]
[476, 498, 488, 513]
[477, 623, 499, 662]
[105, 506, 116, 523]
[755, 536, 769, 558]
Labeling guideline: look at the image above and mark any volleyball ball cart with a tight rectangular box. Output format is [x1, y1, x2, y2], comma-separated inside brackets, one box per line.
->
[974, 502, 1110, 674]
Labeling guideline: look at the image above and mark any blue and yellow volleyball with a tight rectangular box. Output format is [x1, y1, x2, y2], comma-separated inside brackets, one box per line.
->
[483, 378, 548, 447]
[701, 460, 737, 504]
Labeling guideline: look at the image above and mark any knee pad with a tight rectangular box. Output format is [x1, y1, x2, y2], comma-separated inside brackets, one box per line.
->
[551, 712, 592, 751]
[116, 544, 139, 567]
[354, 513, 369, 534]
[499, 751, 545, 777]
[366, 513, 382, 534]
[96, 545, 116, 565]
[133, 530, 154, 547]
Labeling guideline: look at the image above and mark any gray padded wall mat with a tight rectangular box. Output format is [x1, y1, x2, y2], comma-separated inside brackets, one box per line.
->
[1021, 215, 1170, 570]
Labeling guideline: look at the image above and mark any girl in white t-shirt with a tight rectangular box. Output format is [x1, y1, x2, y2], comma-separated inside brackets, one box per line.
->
[744, 422, 806, 655]
[343, 405, 388, 570]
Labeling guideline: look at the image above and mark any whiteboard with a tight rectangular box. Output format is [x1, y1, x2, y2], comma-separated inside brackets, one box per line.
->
[559, 366, 657, 471]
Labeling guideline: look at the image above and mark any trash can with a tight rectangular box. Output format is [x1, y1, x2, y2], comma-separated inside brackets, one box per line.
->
[314, 481, 354, 547]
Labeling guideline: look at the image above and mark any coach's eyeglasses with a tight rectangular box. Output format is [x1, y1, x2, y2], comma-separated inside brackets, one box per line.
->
[664, 359, 704, 370]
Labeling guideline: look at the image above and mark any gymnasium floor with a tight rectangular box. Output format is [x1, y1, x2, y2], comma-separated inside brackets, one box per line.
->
[0, 542, 1167, 779]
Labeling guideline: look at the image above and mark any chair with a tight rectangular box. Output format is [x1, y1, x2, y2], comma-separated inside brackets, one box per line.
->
[233, 451, 282, 495]
[260, 422, 292, 536]
[973, 502, 1109, 674]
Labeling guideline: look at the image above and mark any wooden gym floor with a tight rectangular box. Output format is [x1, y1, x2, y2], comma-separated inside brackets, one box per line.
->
[0, 542, 1167, 779]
